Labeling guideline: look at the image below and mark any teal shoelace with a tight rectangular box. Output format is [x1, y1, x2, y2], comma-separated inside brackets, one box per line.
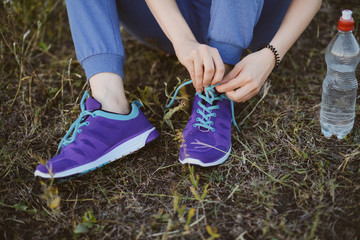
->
[166, 80, 240, 132]
[57, 91, 95, 153]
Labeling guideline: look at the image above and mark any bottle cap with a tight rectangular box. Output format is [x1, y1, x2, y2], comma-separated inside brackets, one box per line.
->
[338, 9, 354, 31]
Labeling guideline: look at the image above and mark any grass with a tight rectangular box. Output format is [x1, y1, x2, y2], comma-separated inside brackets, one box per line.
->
[1, 0, 360, 239]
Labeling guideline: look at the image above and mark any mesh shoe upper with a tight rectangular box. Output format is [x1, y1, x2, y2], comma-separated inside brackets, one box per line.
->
[180, 93, 232, 164]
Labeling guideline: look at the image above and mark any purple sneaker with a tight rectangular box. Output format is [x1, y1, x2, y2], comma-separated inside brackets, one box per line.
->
[35, 91, 159, 178]
[166, 81, 240, 167]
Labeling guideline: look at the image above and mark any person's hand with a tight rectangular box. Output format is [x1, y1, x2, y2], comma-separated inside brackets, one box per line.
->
[216, 48, 275, 102]
[173, 39, 225, 93]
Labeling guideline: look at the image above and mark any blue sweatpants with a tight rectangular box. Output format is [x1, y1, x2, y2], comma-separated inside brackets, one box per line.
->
[65, 0, 292, 80]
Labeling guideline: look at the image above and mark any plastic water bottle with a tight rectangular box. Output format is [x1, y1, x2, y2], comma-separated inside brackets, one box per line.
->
[320, 9, 360, 139]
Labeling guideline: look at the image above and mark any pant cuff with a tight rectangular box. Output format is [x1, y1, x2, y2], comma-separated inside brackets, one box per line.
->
[81, 53, 124, 81]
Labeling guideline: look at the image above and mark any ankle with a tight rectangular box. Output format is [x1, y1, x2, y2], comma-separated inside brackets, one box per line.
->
[95, 93, 130, 115]
[89, 72, 130, 114]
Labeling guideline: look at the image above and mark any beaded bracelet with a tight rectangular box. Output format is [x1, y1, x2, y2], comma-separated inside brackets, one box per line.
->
[258, 43, 280, 71]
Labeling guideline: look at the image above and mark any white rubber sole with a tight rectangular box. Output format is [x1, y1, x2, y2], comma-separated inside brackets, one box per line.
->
[34, 128, 156, 179]
[179, 147, 231, 167]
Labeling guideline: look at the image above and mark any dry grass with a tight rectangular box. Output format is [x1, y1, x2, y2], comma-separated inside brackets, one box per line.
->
[1, 0, 360, 239]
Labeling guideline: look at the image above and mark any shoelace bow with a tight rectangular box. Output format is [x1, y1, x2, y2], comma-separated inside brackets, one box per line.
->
[166, 80, 240, 132]
[57, 91, 95, 153]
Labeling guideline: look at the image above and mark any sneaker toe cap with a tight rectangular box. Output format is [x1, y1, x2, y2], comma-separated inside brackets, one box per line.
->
[179, 145, 230, 164]
[35, 158, 78, 176]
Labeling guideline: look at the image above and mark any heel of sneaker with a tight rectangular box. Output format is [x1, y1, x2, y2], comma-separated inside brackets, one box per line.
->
[146, 128, 159, 144]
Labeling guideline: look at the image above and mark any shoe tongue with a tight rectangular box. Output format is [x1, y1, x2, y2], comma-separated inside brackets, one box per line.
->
[85, 97, 101, 111]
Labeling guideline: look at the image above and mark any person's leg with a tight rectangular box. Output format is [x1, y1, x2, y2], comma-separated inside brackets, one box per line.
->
[35, 0, 162, 178]
[173, 0, 291, 167]
[174, 1, 268, 166]
[179, 0, 292, 167]
[65, 0, 129, 114]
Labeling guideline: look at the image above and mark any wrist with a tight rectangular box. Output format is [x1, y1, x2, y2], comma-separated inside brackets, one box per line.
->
[172, 35, 197, 49]
[258, 44, 280, 71]
[257, 48, 277, 73]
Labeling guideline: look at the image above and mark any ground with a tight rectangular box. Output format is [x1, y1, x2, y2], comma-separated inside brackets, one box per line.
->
[1, 0, 360, 239]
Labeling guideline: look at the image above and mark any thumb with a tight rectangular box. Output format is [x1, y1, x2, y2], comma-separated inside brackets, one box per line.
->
[216, 77, 241, 93]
